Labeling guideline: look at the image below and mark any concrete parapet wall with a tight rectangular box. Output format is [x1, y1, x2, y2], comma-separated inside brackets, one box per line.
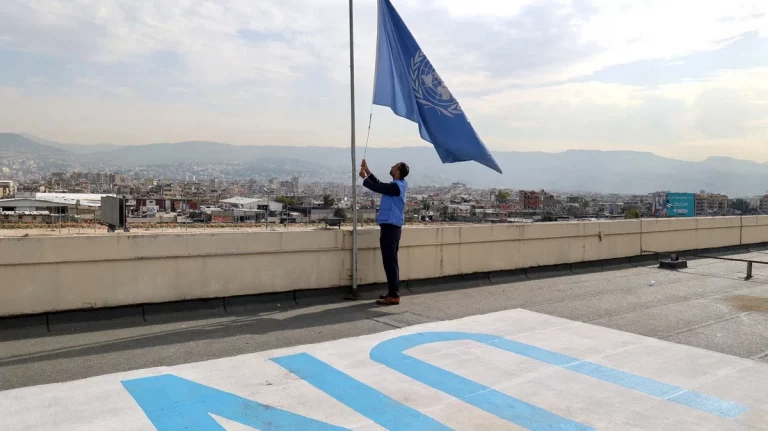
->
[741, 216, 768, 244]
[2, 216, 767, 316]
[641, 217, 744, 253]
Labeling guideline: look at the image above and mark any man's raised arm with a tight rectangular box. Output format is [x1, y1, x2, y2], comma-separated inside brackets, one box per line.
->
[360, 159, 401, 197]
[363, 174, 400, 197]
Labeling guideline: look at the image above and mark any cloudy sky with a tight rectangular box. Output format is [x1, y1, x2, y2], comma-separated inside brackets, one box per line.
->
[0, 0, 766, 161]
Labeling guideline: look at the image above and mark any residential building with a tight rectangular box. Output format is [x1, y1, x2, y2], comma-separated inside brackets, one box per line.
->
[0, 197, 100, 220]
[109, 173, 122, 185]
[0, 180, 15, 198]
[498, 201, 523, 213]
[449, 182, 468, 195]
[221, 197, 258, 210]
[519, 190, 555, 211]
[0, 210, 53, 223]
[519, 190, 543, 210]
[542, 192, 557, 211]
[221, 197, 282, 214]
[695, 193, 729, 216]
[448, 204, 472, 218]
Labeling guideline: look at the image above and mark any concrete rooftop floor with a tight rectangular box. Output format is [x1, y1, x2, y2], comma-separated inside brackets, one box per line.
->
[2, 251, 768, 394]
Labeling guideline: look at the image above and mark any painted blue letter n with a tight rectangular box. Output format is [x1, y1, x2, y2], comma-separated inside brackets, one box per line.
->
[122, 374, 347, 431]
[122, 353, 452, 431]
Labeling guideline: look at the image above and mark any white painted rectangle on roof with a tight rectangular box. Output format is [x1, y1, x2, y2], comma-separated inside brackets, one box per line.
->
[1, 310, 764, 430]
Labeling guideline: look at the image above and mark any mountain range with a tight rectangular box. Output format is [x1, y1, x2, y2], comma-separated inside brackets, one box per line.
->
[2, 132, 766, 196]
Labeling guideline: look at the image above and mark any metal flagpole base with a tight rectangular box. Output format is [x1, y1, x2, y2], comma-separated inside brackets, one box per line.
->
[343, 291, 360, 301]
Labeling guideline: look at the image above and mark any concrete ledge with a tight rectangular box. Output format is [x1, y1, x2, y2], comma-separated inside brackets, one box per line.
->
[294, 287, 356, 305]
[7, 217, 768, 317]
[748, 244, 768, 252]
[225, 292, 297, 314]
[526, 264, 572, 280]
[724, 244, 751, 254]
[3, 238, 768, 331]
[602, 257, 633, 271]
[144, 299, 226, 323]
[48, 306, 144, 333]
[571, 261, 605, 274]
[689, 244, 752, 257]
[0, 315, 47, 340]
[630, 254, 660, 267]
[489, 270, 528, 284]
[408, 274, 490, 293]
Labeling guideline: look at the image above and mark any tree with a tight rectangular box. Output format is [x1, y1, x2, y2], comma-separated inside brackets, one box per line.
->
[624, 210, 641, 219]
[540, 213, 557, 222]
[439, 205, 450, 221]
[333, 208, 347, 220]
[730, 198, 751, 214]
[322, 194, 336, 208]
[496, 190, 510, 202]
[276, 196, 298, 207]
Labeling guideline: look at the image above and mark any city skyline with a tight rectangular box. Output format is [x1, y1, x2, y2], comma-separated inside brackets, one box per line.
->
[0, 1, 766, 161]
[7, 131, 768, 196]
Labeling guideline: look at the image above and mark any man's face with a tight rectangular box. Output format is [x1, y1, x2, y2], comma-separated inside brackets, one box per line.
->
[390, 163, 400, 179]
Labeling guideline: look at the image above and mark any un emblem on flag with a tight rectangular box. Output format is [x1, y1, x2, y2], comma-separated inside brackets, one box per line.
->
[411, 50, 463, 117]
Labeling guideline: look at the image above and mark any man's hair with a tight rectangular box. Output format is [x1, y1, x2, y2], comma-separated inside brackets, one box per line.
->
[398, 162, 410, 179]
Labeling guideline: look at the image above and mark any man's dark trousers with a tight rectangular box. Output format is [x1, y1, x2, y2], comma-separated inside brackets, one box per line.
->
[379, 223, 402, 298]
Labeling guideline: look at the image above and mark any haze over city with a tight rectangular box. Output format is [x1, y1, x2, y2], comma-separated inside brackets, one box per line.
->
[0, 0, 766, 161]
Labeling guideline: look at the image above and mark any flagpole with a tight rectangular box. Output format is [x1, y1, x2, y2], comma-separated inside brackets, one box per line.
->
[349, 0, 359, 298]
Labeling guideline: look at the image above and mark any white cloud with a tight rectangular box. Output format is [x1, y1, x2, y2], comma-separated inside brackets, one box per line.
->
[0, 0, 329, 86]
[470, 67, 768, 112]
[4, 0, 765, 89]
[569, 0, 768, 77]
[456, 67, 768, 160]
[653, 68, 768, 105]
[0, 0, 766, 161]
[411, 0, 542, 18]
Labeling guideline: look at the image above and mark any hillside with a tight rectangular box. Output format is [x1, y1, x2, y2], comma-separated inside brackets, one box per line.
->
[3, 133, 768, 195]
[0, 133, 67, 155]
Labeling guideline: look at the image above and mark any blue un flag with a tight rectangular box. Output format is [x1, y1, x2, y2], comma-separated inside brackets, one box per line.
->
[373, 0, 502, 174]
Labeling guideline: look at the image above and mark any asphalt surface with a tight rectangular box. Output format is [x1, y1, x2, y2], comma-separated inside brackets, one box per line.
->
[2, 251, 768, 392]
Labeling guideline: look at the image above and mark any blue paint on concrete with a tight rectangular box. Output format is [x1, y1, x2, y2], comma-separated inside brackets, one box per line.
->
[565, 361, 682, 398]
[667, 390, 750, 420]
[272, 353, 452, 431]
[370, 332, 596, 431]
[488, 337, 581, 366]
[562, 353, 748, 418]
[121, 374, 348, 431]
[371, 331, 749, 421]
[120, 331, 749, 430]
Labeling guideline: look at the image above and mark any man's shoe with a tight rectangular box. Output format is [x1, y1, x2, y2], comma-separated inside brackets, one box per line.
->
[376, 296, 400, 305]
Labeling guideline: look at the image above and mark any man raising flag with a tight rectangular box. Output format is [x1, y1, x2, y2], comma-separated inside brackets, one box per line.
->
[354, 0, 500, 303]
[360, 159, 409, 305]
